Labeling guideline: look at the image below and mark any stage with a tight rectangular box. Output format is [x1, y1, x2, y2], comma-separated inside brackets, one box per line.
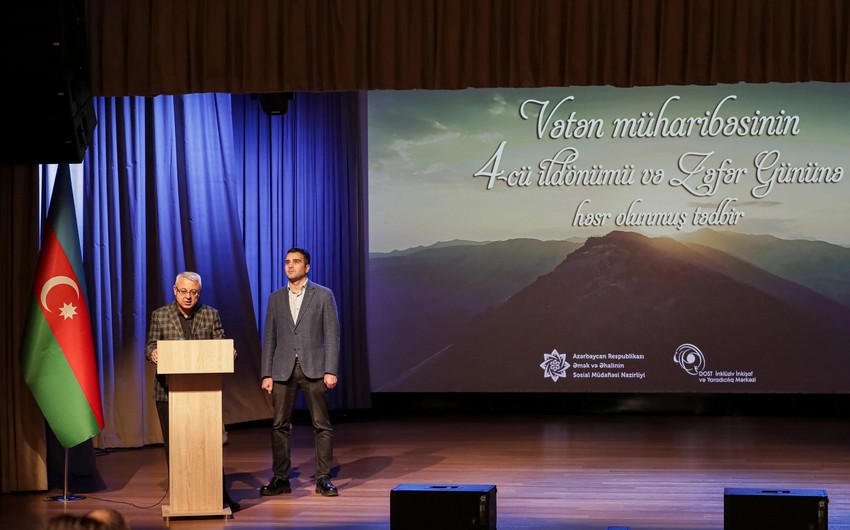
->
[3, 413, 849, 529]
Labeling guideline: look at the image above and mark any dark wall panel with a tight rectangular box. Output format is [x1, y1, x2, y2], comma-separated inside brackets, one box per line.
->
[0, 1, 96, 164]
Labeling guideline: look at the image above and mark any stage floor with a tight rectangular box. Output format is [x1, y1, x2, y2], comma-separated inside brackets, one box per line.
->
[3, 414, 850, 529]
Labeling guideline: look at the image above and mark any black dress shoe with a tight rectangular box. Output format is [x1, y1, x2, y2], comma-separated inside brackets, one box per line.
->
[261, 477, 292, 496]
[315, 476, 339, 497]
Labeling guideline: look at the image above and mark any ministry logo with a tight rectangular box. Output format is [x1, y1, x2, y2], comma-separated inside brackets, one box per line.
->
[540, 349, 570, 382]
[673, 343, 706, 376]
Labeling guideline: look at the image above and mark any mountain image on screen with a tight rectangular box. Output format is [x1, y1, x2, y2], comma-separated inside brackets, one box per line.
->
[368, 230, 850, 393]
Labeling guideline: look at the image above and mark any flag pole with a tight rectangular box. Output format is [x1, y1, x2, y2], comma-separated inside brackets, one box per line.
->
[47, 448, 85, 502]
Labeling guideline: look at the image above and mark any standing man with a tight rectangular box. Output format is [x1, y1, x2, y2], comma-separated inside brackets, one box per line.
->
[260, 248, 341, 497]
[145, 271, 239, 512]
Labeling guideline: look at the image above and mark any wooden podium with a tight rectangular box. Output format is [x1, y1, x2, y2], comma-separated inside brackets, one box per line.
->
[156, 339, 234, 520]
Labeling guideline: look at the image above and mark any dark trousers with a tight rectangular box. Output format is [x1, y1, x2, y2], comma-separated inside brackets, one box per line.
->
[155, 400, 170, 465]
[271, 361, 333, 480]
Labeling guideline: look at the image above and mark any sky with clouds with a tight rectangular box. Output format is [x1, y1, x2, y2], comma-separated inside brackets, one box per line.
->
[368, 83, 849, 252]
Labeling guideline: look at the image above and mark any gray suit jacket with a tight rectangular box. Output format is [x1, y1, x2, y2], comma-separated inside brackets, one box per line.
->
[261, 280, 340, 381]
[145, 302, 224, 401]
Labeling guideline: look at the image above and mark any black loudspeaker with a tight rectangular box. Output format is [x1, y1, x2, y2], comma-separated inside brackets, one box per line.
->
[724, 488, 828, 530]
[259, 92, 294, 116]
[0, 0, 96, 163]
[390, 484, 496, 530]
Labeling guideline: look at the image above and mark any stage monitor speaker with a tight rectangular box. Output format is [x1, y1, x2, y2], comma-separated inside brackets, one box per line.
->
[390, 484, 496, 530]
[724, 487, 827, 530]
[0, 0, 96, 164]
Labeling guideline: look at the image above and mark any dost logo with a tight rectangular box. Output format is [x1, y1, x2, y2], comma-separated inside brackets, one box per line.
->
[674, 343, 757, 384]
[540, 349, 570, 382]
[673, 343, 706, 376]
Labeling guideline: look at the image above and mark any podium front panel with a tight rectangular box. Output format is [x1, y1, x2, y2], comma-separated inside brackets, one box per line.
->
[168, 375, 223, 512]
[156, 339, 231, 517]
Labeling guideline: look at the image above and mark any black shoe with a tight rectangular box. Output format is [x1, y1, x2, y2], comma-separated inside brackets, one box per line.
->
[261, 477, 292, 496]
[315, 476, 339, 497]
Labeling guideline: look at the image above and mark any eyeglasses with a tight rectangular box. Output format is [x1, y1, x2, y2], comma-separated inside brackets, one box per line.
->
[175, 288, 200, 297]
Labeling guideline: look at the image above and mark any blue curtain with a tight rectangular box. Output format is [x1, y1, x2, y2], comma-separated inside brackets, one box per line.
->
[232, 92, 370, 411]
[81, 92, 369, 449]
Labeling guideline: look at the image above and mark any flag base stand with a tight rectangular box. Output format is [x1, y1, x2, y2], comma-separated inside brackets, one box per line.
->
[47, 494, 86, 502]
[47, 448, 87, 503]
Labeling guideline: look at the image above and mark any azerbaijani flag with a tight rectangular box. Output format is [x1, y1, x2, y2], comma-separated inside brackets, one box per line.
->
[20, 165, 104, 448]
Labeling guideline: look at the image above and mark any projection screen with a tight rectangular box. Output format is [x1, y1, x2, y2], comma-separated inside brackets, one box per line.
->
[367, 83, 850, 393]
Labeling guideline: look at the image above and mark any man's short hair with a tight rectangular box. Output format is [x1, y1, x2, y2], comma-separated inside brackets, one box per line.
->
[285, 247, 311, 265]
[85, 508, 131, 530]
[175, 271, 202, 288]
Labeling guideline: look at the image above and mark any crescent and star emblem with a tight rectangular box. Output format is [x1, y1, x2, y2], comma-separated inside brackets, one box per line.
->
[39, 275, 80, 320]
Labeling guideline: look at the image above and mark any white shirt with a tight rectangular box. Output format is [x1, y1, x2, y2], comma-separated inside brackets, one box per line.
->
[287, 279, 308, 324]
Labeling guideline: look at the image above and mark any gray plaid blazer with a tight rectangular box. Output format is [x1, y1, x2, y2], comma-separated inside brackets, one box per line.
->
[145, 301, 224, 401]
[261, 280, 340, 382]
